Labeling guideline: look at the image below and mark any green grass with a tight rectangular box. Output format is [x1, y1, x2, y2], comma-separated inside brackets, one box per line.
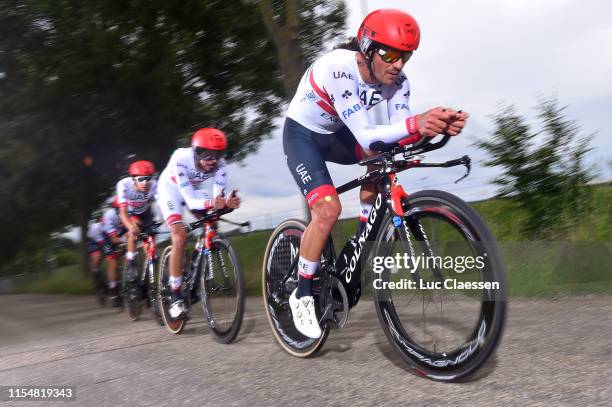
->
[12, 265, 93, 295]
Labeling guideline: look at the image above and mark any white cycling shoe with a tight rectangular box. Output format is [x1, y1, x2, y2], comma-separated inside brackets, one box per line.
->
[168, 298, 187, 320]
[289, 289, 322, 339]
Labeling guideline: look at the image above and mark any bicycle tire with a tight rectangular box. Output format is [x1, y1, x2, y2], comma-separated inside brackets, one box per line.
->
[373, 190, 507, 381]
[122, 261, 143, 321]
[262, 219, 330, 357]
[157, 245, 186, 334]
[146, 259, 164, 326]
[200, 236, 245, 344]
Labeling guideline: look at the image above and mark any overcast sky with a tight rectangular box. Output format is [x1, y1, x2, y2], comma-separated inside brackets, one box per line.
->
[220, 0, 612, 230]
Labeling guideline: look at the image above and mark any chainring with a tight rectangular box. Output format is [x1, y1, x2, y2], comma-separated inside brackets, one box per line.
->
[318, 275, 349, 329]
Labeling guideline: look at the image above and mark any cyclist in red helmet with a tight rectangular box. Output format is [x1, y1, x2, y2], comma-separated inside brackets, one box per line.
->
[157, 128, 241, 319]
[117, 160, 158, 282]
[284, 9, 469, 338]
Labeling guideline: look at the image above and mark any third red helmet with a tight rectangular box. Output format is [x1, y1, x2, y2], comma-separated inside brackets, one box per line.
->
[128, 160, 155, 176]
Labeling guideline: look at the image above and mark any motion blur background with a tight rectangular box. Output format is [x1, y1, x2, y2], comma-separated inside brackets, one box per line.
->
[1, 0, 610, 296]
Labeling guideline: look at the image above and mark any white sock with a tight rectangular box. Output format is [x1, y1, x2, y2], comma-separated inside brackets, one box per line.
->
[169, 276, 182, 291]
[298, 256, 319, 278]
[126, 251, 137, 261]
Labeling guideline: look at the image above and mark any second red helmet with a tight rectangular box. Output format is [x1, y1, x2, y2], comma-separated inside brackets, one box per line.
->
[192, 128, 228, 151]
[357, 9, 421, 54]
[128, 160, 155, 176]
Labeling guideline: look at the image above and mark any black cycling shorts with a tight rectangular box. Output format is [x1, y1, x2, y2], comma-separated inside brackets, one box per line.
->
[129, 208, 153, 227]
[283, 117, 363, 207]
[87, 239, 102, 255]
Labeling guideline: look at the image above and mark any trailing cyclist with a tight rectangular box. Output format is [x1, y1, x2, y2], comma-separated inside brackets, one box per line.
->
[86, 219, 106, 303]
[157, 128, 240, 320]
[283, 9, 469, 338]
[117, 161, 158, 287]
[86, 197, 127, 307]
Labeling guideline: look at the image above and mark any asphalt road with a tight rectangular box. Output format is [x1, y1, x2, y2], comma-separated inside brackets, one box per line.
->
[0, 294, 610, 406]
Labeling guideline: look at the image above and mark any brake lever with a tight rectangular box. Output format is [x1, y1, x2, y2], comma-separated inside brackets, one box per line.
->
[452, 155, 471, 184]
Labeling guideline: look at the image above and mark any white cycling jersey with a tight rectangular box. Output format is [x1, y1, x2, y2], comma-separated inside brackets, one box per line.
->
[101, 208, 123, 237]
[158, 147, 228, 224]
[116, 177, 158, 215]
[87, 222, 104, 243]
[286, 48, 413, 148]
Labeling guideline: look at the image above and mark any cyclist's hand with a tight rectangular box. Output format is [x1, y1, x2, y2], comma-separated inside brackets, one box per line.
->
[213, 195, 225, 209]
[444, 109, 469, 136]
[417, 107, 457, 137]
[227, 195, 241, 209]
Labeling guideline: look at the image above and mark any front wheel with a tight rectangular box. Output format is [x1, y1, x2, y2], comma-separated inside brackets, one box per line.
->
[372, 190, 507, 381]
[122, 262, 143, 321]
[262, 219, 330, 357]
[146, 260, 163, 326]
[157, 245, 186, 334]
[200, 237, 245, 344]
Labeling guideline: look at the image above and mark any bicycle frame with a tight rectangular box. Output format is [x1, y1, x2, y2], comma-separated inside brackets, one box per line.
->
[183, 207, 248, 300]
[185, 221, 217, 297]
[320, 137, 471, 309]
[141, 233, 158, 290]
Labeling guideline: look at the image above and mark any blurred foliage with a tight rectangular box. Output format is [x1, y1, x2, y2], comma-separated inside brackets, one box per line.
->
[258, 0, 347, 96]
[476, 96, 599, 238]
[0, 0, 347, 270]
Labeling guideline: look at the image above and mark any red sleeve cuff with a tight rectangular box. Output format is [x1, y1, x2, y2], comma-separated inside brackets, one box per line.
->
[400, 116, 422, 146]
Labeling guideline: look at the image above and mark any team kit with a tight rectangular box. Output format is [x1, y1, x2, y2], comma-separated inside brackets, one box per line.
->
[86, 9, 507, 382]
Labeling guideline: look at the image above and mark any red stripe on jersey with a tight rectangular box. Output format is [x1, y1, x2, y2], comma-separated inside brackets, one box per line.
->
[317, 100, 337, 116]
[309, 70, 337, 116]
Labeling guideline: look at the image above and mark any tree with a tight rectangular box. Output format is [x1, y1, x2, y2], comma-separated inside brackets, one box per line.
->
[476, 96, 597, 238]
[259, 0, 347, 97]
[258, 0, 347, 221]
[0, 0, 288, 271]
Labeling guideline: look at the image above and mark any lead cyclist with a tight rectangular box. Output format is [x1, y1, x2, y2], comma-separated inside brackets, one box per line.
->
[283, 9, 469, 338]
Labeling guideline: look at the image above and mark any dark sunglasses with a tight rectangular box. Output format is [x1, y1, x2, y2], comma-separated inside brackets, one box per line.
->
[377, 47, 413, 64]
[194, 147, 224, 161]
[134, 176, 152, 183]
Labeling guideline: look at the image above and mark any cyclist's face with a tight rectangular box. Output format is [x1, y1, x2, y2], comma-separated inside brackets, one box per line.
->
[134, 176, 152, 192]
[196, 156, 218, 172]
[372, 50, 407, 85]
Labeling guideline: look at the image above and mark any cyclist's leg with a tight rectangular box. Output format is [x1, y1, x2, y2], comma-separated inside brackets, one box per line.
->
[158, 181, 189, 318]
[317, 125, 377, 234]
[284, 118, 341, 290]
[102, 246, 121, 307]
[88, 241, 105, 296]
[135, 209, 153, 263]
[284, 119, 339, 338]
[125, 213, 143, 269]
[88, 241, 102, 274]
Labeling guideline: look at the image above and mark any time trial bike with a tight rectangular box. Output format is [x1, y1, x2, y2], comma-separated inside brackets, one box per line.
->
[122, 222, 164, 323]
[262, 135, 507, 381]
[158, 207, 248, 343]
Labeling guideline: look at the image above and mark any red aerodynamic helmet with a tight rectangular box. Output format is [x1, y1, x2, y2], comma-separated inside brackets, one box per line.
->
[357, 9, 421, 54]
[192, 128, 228, 151]
[128, 160, 155, 176]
